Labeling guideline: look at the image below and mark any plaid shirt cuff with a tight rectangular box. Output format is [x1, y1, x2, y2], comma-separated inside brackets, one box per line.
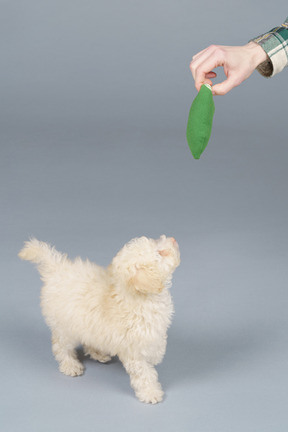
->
[250, 17, 288, 77]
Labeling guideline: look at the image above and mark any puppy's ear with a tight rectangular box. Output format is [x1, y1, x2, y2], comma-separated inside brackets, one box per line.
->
[129, 265, 164, 294]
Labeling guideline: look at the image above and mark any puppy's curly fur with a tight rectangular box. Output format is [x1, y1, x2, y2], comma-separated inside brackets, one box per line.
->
[19, 235, 180, 404]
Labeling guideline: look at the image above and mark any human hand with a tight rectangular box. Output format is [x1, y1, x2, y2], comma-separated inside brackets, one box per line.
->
[190, 42, 268, 95]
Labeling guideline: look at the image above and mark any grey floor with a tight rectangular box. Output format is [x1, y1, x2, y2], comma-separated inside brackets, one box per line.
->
[1, 1, 288, 431]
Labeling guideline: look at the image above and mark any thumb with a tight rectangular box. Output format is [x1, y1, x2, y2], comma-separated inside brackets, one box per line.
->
[212, 77, 238, 96]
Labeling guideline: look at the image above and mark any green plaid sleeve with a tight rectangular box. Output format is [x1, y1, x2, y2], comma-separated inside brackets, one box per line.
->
[251, 17, 288, 77]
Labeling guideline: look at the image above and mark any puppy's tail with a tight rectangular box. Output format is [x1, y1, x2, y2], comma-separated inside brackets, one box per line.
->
[19, 238, 67, 273]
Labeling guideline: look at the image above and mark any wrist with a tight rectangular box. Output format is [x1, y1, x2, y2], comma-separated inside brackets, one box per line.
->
[245, 41, 268, 68]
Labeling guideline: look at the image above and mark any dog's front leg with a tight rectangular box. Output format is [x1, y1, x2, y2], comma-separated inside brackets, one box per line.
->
[120, 357, 164, 404]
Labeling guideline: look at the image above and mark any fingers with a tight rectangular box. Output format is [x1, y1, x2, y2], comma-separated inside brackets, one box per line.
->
[194, 72, 217, 89]
[190, 45, 226, 91]
[206, 71, 217, 79]
[190, 43, 262, 95]
[191, 46, 210, 61]
[190, 45, 249, 95]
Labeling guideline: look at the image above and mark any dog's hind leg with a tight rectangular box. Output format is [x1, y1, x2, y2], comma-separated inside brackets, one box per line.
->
[51, 331, 84, 377]
[83, 345, 111, 363]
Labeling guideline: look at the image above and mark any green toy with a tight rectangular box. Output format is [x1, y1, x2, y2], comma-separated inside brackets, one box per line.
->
[186, 83, 215, 159]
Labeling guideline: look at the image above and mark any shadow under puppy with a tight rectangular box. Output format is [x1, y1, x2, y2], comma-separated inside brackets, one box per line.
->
[19, 235, 180, 404]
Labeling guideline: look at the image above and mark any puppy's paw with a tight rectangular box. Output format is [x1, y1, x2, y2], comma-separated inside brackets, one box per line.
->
[84, 347, 111, 363]
[59, 359, 84, 377]
[95, 354, 112, 363]
[136, 385, 164, 404]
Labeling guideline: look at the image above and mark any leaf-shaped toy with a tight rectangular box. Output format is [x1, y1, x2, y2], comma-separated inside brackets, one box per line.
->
[186, 84, 215, 159]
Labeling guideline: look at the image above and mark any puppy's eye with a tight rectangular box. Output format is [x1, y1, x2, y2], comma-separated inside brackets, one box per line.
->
[158, 249, 170, 257]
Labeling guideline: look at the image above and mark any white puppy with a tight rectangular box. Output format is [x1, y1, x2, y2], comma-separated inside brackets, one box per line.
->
[19, 235, 180, 404]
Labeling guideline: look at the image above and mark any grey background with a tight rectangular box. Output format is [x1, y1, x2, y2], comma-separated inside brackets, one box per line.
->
[1, 1, 288, 431]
